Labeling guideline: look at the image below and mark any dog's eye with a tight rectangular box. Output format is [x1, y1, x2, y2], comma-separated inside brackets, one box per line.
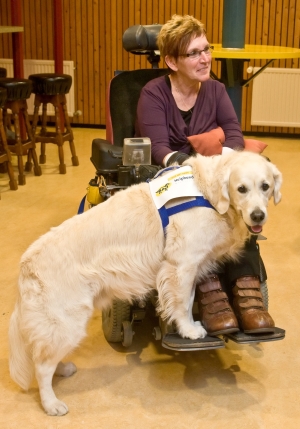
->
[262, 183, 269, 191]
[238, 185, 247, 193]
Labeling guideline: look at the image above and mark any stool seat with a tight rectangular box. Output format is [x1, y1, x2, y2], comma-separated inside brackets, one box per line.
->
[29, 73, 72, 95]
[0, 78, 32, 101]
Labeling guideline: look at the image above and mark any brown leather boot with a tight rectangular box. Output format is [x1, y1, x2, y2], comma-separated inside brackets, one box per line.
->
[232, 276, 275, 334]
[197, 275, 239, 336]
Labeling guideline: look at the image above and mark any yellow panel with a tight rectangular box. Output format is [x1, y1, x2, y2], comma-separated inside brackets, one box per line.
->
[212, 44, 300, 59]
[0, 26, 23, 33]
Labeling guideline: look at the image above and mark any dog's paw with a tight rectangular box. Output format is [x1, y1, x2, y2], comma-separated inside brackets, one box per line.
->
[55, 361, 77, 377]
[179, 323, 207, 340]
[43, 399, 69, 416]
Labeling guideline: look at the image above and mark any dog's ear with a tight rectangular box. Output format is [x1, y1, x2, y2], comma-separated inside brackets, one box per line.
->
[187, 155, 231, 214]
[270, 163, 282, 205]
[212, 168, 231, 214]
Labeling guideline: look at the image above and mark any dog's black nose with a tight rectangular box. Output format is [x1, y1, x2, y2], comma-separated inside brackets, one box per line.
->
[250, 209, 265, 222]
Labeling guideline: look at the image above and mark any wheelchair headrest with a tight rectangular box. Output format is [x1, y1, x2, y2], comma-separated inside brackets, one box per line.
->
[122, 24, 162, 54]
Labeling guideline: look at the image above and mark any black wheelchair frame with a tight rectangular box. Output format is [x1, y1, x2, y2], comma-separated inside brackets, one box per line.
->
[85, 25, 285, 351]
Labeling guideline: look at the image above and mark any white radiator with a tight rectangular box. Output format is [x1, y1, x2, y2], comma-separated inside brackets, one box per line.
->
[0, 59, 75, 117]
[251, 67, 300, 127]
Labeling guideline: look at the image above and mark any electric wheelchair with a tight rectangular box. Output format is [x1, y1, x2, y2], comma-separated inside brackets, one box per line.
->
[82, 24, 285, 351]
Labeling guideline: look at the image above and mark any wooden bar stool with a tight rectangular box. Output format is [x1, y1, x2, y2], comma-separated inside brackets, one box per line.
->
[0, 78, 42, 185]
[0, 87, 18, 196]
[0, 68, 7, 78]
[29, 73, 79, 174]
[0, 68, 12, 132]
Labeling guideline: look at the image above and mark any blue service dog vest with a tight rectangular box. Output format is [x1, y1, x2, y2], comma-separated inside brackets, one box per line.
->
[148, 165, 215, 231]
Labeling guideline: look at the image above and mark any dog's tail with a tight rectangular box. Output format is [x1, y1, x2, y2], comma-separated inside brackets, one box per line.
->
[9, 301, 34, 390]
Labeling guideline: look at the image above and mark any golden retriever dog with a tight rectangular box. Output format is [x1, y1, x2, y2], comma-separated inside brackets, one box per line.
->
[9, 151, 282, 415]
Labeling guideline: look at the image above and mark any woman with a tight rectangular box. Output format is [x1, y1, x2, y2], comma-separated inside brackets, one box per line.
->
[135, 14, 275, 336]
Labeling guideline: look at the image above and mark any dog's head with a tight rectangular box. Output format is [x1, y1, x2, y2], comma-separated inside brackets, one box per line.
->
[212, 152, 282, 233]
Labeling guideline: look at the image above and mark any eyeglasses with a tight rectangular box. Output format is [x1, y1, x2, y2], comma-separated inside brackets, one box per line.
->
[179, 45, 214, 60]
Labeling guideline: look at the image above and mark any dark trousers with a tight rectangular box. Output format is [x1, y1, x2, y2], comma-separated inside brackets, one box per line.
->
[218, 235, 267, 294]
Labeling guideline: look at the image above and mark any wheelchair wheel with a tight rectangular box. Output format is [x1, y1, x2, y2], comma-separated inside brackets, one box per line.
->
[102, 299, 131, 343]
[121, 321, 134, 347]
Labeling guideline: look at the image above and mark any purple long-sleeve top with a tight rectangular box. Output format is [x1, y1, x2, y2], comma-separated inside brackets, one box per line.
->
[135, 75, 244, 166]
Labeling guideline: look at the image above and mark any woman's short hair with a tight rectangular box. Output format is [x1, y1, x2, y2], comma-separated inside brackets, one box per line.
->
[157, 14, 206, 60]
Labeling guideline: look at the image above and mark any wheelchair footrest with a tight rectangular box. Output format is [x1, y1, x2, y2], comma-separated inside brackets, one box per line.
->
[161, 333, 225, 351]
[224, 327, 285, 344]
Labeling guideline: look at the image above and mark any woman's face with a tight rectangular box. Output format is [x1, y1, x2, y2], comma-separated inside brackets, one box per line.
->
[167, 35, 212, 83]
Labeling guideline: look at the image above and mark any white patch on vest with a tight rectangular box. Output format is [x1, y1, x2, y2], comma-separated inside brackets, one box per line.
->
[149, 166, 203, 209]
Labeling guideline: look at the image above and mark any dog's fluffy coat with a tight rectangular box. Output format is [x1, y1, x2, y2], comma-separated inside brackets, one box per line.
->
[9, 151, 282, 415]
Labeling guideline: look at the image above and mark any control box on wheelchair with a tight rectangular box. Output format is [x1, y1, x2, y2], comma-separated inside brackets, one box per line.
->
[87, 137, 160, 207]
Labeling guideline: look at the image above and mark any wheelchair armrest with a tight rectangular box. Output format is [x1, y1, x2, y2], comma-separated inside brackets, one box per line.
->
[91, 139, 123, 173]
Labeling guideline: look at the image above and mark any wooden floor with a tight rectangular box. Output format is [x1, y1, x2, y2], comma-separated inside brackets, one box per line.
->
[1, 129, 300, 428]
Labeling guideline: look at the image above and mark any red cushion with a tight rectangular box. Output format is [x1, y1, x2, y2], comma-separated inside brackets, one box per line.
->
[187, 127, 224, 155]
[187, 128, 268, 156]
[244, 138, 268, 153]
